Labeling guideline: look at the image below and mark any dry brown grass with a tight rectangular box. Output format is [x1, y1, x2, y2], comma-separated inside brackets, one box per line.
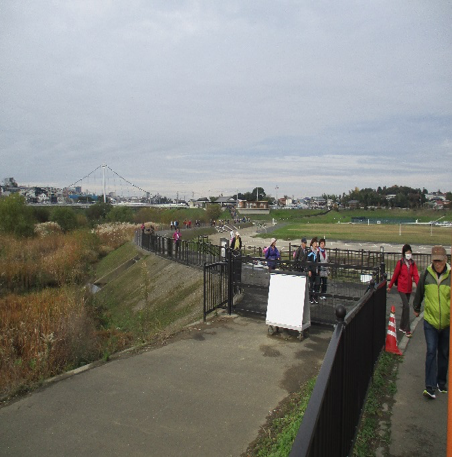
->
[0, 223, 138, 398]
[0, 287, 99, 397]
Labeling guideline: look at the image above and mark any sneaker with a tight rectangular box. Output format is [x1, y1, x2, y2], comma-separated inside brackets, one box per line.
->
[320, 296, 326, 300]
[314, 298, 319, 304]
[423, 389, 436, 399]
[310, 299, 314, 304]
[398, 328, 406, 334]
[405, 331, 412, 338]
[437, 384, 448, 393]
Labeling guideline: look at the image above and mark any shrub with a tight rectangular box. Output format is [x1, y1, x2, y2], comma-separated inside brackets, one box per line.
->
[92, 223, 136, 251]
[0, 287, 99, 398]
[106, 206, 134, 223]
[50, 207, 78, 232]
[0, 194, 36, 237]
[0, 231, 100, 294]
[34, 221, 62, 237]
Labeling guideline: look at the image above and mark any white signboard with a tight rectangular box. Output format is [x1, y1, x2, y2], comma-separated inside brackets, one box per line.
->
[266, 272, 310, 332]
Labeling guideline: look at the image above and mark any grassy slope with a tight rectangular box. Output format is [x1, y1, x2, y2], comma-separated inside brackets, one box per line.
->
[91, 246, 204, 348]
[94, 241, 139, 279]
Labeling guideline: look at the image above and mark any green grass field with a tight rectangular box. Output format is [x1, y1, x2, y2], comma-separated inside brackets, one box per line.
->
[256, 222, 452, 246]
[249, 208, 452, 246]
[251, 208, 451, 224]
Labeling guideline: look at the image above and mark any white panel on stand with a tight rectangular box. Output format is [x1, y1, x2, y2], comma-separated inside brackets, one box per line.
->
[266, 272, 310, 332]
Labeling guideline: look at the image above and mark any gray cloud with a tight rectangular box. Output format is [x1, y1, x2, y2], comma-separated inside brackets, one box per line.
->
[1, 1, 451, 198]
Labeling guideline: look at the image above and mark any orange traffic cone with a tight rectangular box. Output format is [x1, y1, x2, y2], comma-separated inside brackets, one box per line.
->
[385, 305, 403, 355]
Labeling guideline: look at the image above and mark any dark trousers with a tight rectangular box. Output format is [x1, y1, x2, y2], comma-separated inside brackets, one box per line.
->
[319, 276, 327, 294]
[309, 274, 319, 300]
[398, 292, 412, 332]
[424, 319, 449, 390]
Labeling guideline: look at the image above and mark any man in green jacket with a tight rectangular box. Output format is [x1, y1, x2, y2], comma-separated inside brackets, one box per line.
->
[413, 245, 451, 399]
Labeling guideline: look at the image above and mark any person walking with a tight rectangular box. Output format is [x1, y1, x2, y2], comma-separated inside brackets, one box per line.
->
[413, 245, 451, 399]
[265, 238, 280, 271]
[307, 237, 320, 304]
[173, 227, 182, 257]
[387, 244, 420, 337]
[318, 238, 329, 300]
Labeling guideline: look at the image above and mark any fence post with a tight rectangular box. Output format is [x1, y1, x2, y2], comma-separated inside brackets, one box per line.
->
[203, 263, 207, 322]
[380, 245, 385, 277]
[227, 248, 233, 315]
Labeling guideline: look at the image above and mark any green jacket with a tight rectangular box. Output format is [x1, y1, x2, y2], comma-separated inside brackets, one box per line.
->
[413, 264, 451, 330]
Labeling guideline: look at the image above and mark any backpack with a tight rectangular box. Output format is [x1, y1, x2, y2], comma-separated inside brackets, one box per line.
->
[394, 260, 402, 286]
[293, 249, 298, 260]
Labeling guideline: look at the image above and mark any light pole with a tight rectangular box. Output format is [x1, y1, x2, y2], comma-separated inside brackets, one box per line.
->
[431, 215, 445, 236]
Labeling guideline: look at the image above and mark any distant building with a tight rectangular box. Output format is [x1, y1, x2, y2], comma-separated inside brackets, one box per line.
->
[215, 196, 236, 207]
[237, 200, 269, 215]
[348, 199, 360, 209]
[310, 196, 326, 208]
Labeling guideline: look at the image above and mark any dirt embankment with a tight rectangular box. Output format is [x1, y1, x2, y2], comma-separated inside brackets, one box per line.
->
[128, 249, 205, 332]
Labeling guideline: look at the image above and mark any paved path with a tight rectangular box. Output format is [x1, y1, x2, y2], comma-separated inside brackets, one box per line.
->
[389, 312, 448, 456]
[0, 315, 332, 457]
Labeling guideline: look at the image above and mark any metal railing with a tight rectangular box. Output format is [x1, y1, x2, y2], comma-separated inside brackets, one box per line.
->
[232, 255, 382, 324]
[203, 260, 232, 321]
[136, 231, 223, 267]
[242, 244, 450, 280]
[289, 281, 387, 456]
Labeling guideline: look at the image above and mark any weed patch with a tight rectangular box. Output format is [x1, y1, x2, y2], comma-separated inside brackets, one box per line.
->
[352, 352, 400, 456]
[244, 378, 316, 457]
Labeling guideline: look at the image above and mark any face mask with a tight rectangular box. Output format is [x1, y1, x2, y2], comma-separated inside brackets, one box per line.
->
[405, 254, 412, 260]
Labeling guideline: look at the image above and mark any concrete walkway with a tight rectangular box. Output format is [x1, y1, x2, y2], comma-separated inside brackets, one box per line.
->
[0, 315, 332, 457]
[389, 312, 448, 456]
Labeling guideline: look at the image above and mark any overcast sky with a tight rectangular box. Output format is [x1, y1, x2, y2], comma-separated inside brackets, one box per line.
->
[1, 1, 451, 199]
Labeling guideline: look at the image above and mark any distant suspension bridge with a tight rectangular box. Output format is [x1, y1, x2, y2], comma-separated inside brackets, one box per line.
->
[66, 164, 157, 203]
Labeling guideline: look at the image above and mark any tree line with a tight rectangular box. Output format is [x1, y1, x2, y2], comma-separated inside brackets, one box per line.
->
[0, 194, 227, 238]
[324, 186, 451, 209]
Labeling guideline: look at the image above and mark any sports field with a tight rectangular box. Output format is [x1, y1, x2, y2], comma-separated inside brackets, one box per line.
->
[258, 222, 452, 246]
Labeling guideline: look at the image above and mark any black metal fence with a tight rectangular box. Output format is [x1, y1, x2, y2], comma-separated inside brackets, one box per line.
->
[203, 261, 231, 321]
[136, 231, 224, 267]
[289, 281, 387, 457]
[242, 243, 450, 281]
[228, 254, 382, 325]
[135, 231, 386, 325]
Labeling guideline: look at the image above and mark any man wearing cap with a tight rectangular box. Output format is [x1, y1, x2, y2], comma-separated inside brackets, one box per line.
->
[413, 245, 451, 399]
[294, 237, 309, 271]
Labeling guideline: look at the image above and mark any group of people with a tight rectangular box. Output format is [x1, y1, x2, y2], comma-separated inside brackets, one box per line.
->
[298, 237, 329, 304]
[388, 243, 450, 400]
[263, 236, 329, 305]
[263, 236, 451, 401]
